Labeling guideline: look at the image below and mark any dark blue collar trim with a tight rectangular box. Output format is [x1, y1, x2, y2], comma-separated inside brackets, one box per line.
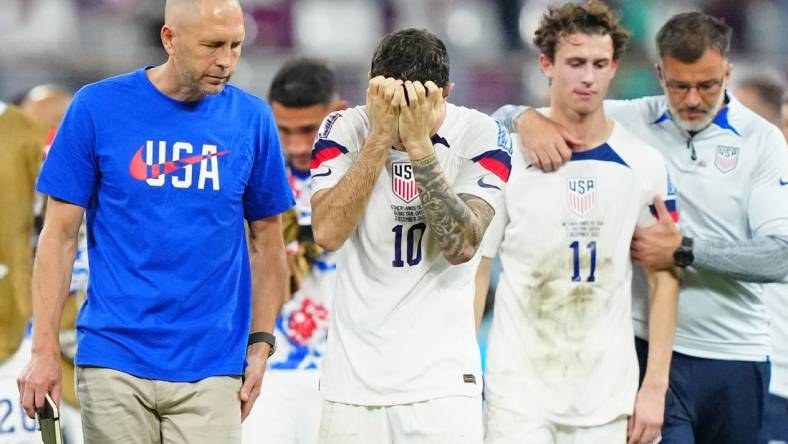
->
[570, 143, 629, 168]
[653, 112, 670, 124]
[431, 134, 450, 147]
[289, 164, 311, 179]
[712, 106, 740, 136]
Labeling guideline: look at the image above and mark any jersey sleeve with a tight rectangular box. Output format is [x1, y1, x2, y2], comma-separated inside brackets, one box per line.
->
[244, 104, 296, 221]
[637, 156, 678, 228]
[310, 111, 357, 196]
[36, 92, 99, 207]
[480, 194, 508, 258]
[748, 127, 788, 237]
[603, 97, 663, 128]
[452, 118, 512, 218]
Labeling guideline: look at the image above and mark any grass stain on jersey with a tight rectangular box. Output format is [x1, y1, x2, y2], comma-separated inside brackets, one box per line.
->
[520, 248, 612, 381]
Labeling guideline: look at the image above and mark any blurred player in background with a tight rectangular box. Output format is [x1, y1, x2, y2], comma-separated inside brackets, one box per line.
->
[480, 2, 678, 443]
[733, 76, 788, 444]
[311, 28, 511, 443]
[20, 85, 72, 142]
[0, 94, 48, 444]
[499, 11, 788, 444]
[19, 84, 84, 444]
[243, 58, 346, 444]
[782, 97, 788, 140]
[269, 58, 347, 297]
[734, 76, 784, 126]
[17, 0, 293, 442]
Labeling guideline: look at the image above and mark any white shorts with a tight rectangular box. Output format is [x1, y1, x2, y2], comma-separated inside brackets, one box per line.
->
[484, 399, 627, 444]
[243, 370, 322, 444]
[318, 395, 483, 444]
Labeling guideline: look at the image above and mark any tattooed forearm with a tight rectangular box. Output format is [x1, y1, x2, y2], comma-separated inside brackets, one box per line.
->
[411, 153, 495, 264]
[312, 137, 390, 252]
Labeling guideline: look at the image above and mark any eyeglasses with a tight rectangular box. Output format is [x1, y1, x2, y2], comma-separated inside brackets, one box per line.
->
[663, 76, 725, 97]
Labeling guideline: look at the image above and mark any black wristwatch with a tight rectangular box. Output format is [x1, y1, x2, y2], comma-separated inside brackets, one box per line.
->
[673, 236, 694, 268]
[248, 332, 276, 357]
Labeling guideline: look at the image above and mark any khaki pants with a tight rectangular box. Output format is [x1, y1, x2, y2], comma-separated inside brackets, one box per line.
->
[76, 366, 241, 444]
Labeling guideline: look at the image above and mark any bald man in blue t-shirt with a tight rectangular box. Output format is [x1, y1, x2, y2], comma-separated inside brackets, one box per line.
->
[16, 1, 294, 443]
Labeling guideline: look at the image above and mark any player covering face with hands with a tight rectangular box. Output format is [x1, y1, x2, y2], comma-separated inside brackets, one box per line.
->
[311, 29, 510, 443]
[366, 77, 447, 166]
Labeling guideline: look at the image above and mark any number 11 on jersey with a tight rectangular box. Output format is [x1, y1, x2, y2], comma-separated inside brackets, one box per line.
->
[570, 240, 597, 282]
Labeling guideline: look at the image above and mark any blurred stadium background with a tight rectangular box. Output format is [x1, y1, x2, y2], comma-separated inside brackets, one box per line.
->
[2, 0, 786, 111]
[4, 0, 786, 371]
[1, 3, 785, 444]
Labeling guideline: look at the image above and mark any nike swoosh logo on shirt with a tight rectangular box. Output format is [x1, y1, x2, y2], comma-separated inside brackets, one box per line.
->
[780, 178, 788, 186]
[312, 168, 332, 178]
[477, 176, 501, 190]
[128, 146, 230, 181]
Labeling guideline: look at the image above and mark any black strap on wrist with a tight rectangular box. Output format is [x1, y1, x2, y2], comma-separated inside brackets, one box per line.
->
[248, 331, 276, 357]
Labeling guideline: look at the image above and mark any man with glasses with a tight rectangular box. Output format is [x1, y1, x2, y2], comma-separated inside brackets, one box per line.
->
[495, 11, 788, 444]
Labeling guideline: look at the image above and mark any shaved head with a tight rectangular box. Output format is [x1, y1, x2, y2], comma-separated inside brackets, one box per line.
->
[164, 0, 242, 28]
[155, 0, 245, 100]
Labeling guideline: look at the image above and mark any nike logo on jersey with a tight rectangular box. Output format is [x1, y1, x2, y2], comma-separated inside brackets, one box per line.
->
[129, 145, 230, 181]
[313, 168, 332, 178]
[477, 176, 501, 190]
[129, 141, 230, 190]
[780, 178, 788, 186]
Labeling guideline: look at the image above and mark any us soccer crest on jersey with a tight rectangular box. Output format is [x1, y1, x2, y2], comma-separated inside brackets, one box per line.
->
[714, 145, 739, 173]
[391, 161, 419, 203]
[566, 178, 596, 217]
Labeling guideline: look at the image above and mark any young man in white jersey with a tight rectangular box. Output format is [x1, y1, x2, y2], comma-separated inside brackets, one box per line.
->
[310, 28, 511, 443]
[498, 11, 788, 444]
[479, 2, 679, 443]
[243, 58, 346, 444]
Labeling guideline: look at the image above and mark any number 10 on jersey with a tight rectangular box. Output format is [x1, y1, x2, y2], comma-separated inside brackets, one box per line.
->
[392, 223, 426, 267]
[570, 240, 597, 282]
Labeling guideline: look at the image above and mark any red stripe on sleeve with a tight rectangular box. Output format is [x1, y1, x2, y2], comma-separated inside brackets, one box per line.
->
[310, 147, 343, 169]
[479, 158, 511, 182]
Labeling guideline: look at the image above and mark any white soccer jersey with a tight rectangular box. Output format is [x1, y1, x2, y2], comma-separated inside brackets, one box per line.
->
[482, 121, 676, 426]
[310, 103, 511, 405]
[604, 94, 788, 361]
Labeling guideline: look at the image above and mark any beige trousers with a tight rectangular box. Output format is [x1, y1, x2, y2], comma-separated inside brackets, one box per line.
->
[76, 366, 241, 444]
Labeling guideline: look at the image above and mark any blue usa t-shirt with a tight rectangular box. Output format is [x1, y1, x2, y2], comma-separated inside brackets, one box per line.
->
[37, 67, 294, 382]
